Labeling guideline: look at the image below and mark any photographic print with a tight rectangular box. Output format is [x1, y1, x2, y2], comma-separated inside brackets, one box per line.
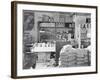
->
[11, 1, 97, 78]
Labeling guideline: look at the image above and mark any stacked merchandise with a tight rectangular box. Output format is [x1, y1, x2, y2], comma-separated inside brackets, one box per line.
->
[59, 45, 90, 67]
[76, 49, 90, 66]
[59, 45, 77, 67]
[59, 52, 76, 67]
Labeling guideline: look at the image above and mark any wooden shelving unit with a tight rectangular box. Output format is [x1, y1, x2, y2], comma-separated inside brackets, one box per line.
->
[38, 21, 75, 42]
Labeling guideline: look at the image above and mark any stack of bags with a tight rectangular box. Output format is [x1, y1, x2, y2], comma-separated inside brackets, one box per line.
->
[76, 49, 90, 66]
[59, 45, 77, 67]
[59, 45, 90, 67]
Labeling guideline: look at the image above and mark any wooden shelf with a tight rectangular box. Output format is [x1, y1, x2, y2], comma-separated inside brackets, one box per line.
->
[38, 21, 75, 42]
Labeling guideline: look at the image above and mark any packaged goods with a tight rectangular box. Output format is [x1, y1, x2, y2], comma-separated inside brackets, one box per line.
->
[59, 46, 90, 67]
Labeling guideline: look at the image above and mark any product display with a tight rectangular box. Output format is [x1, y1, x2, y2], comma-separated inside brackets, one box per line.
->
[59, 48, 90, 67]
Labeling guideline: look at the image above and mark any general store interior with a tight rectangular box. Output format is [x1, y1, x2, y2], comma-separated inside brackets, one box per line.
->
[23, 10, 91, 69]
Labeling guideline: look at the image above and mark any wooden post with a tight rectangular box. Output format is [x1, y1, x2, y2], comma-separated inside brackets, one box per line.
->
[78, 24, 81, 49]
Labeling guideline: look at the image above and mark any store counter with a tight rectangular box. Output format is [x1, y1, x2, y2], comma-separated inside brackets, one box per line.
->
[31, 43, 56, 52]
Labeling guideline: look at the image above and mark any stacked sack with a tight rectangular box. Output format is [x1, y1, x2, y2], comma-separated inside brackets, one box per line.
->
[59, 45, 77, 67]
[59, 45, 90, 67]
[76, 49, 90, 66]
